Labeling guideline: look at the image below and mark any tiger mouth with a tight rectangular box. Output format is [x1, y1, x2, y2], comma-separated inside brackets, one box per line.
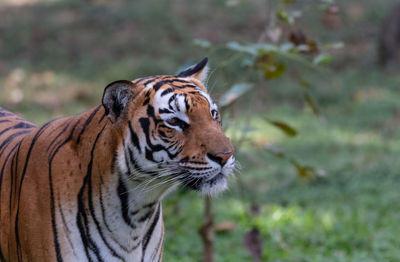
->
[180, 171, 227, 193]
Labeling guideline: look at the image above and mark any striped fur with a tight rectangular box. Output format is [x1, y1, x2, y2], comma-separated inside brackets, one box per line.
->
[0, 58, 235, 261]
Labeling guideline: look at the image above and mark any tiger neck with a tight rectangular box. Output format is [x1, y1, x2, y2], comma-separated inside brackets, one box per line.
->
[69, 106, 165, 261]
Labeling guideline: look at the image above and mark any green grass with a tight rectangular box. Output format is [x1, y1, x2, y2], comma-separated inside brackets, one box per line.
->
[1, 0, 400, 261]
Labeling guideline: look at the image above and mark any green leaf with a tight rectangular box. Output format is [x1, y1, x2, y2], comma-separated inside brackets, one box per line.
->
[219, 83, 254, 107]
[294, 164, 313, 178]
[255, 53, 286, 79]
[264, 118, 298, 137]
[304, 93, 319, 115]
[226, 42, 278, 55]
[256, 44, 279, 53]
[282, 0, 296, 4]
[276, 10, 294, 24]
[313, 53, 332, 65]
[226, 42, 257, 55]
[193, 39, 211, 48]
[264, 62, 285, 79]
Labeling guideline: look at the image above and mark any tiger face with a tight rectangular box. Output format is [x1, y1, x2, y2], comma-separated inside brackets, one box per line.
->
[102, 58, 235, 195]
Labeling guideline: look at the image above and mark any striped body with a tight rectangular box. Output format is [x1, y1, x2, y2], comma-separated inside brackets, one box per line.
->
[0, 107, 164, 261]
[0, 58, 235, 261]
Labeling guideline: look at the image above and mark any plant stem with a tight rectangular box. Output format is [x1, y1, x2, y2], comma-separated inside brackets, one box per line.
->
[199, 196, 214, 262]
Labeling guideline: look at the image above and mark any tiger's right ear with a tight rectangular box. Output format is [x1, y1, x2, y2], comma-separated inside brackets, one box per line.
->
[102, 80, 136, 122]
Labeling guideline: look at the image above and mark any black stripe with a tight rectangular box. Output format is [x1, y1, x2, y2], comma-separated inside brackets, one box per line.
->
[0, 142, 19, 219]
[77, 106, 101, 144]
[99, 178, 113, 234]
[142, 97, 150, 106]
[147, 105, 156, 120]
[137, 208, 155, 223]
[143, 77, 160, 86]
[126, 147, 157, 177]
[0, 122, 35, 137]
[139, 118, 150, 137]
[117, 178, 136, 229]
[135, 76, 156, 85]
[185, 166, 212, 171]
[174, 84, 197, 89]
[98, 177, 135, 253]
[98, 112, 107, 123]
[47, 121, 72, 152]
[141, 204, 161, 259]
[14, 120, 53, 261]
[0, 247, 4, 262]
[153, 79, 192, 92]
[160, 88, 174, 96]
[47, 120, 81, 262]
[145, 147, 155, 162]
[85, 137, 124, 260]
[0, 109, 13, 117]
[8, 141, 21, 215]
[153, 81, 166, 91]
[0, 130, 30, 157]
[184, 94, 190, 111]
[158, 108, 173, 114]
[168, 94, 176, 110]
[76, 125, 107, 262]
[128, 121, 141, 154]
[0, 119, 11, 123]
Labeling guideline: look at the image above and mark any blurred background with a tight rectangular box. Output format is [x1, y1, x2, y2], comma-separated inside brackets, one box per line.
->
[1, 0, 400, 261]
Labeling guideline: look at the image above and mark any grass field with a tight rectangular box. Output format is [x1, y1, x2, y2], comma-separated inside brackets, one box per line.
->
[1, 0, 400, 261]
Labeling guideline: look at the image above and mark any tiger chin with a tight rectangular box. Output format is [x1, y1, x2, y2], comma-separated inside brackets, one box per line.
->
[0, 58, 235, 262]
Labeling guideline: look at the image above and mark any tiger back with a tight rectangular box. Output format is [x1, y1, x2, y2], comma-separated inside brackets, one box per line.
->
[0, 58, 235, 262]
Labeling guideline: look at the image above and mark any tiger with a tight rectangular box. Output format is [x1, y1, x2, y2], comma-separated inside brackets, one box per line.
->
[0, 58, 235, 262]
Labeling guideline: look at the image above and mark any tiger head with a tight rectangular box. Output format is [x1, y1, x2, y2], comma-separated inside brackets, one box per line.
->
[102, 58, 235, 195]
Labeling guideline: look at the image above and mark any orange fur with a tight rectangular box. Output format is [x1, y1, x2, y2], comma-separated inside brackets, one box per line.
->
[0, 59, 234, 262]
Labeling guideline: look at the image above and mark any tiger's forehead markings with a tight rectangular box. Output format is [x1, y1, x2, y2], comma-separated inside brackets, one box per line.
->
[154, 86, 214, 121]
[135, 75, 217, 122]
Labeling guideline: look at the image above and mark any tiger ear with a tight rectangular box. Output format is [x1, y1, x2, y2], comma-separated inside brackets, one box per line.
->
[177, 57, 209, 83]
[102, 80, 136, 122]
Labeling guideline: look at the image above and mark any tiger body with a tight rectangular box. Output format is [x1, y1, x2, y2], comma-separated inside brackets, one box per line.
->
[0, 58, 235, 262]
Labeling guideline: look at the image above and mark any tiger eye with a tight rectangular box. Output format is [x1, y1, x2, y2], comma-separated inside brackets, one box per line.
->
[167, 118, 178, 125]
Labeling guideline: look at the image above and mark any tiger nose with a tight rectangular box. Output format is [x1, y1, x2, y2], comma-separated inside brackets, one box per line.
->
[208, 151, 234, 166]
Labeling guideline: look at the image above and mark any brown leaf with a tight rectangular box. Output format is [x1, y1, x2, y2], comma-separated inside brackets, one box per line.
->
[306, 40, 319, 54]
[243, 228, 262, 262]
[289, 29, 307, 46]
[289, 29, 318, 54]
[254, 53, 275, 69]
